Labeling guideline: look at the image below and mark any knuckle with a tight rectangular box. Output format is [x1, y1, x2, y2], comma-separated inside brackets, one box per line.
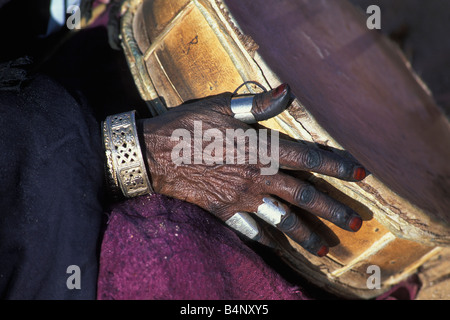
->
[241, 165, 261, 180]
[206, 201, 226, 217]
[233, 181, 251, 195]
[294, 184, 317, 207]
[278, 212, 299, 232]
[300, 148, 322, 170]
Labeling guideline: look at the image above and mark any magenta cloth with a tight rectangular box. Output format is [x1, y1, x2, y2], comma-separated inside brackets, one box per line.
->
[97, 194, 308, 300]
[96, 194, 422, 300]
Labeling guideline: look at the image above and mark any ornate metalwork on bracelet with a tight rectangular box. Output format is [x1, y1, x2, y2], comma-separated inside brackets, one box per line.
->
[102, 111, 153, 198]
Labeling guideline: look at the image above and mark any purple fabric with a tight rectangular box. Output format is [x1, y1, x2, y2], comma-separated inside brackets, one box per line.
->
[97, 194, 308, 300]
[97, 194, 422, 300]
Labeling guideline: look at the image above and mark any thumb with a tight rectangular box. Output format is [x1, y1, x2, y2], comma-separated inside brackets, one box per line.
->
[230, 83, 292, 124]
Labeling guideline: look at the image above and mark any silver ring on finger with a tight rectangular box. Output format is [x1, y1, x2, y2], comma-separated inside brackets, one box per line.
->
[255, 197, 288, 227]
[230, 95, 257, 124]
[226, 212, 260, 240]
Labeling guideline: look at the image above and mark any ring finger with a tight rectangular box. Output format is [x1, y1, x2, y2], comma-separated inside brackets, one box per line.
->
[224, 197, 329, 257]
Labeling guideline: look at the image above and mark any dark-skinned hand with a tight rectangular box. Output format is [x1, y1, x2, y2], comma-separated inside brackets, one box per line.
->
[138, 84, 366, 257]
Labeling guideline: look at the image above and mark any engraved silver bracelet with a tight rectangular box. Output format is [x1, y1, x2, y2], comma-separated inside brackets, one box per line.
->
[102, 111, 153, 198]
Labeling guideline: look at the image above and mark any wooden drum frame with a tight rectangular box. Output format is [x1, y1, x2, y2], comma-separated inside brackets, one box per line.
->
[119, 0, 450, 299]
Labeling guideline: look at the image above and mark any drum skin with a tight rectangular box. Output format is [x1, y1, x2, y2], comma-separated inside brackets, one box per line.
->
[120, 0, 450, 299]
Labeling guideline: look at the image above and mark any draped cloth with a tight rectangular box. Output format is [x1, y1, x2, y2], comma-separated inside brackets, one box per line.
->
[97, 194, 421, 300]
[0, 74, 105, 299]
[97, 194, 308, 300]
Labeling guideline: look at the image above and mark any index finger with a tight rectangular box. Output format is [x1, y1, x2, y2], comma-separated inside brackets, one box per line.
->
[279, 139, 367, 182]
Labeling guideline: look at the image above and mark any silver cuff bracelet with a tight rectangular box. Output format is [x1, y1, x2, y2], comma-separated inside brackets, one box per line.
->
[102, 111, 153, 198]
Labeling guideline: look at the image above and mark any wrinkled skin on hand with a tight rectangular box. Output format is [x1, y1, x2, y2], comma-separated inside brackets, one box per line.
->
[138, 85, 366, 257]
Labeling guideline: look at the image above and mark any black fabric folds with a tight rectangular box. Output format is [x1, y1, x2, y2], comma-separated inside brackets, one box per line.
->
[0, 73, 105, 299]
